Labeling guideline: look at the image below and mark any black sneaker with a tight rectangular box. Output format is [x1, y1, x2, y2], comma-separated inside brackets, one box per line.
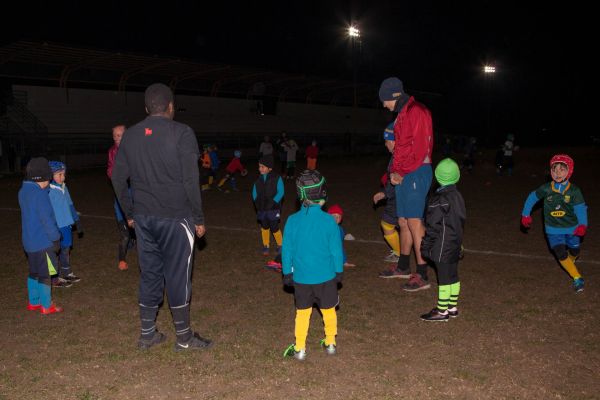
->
[52, 277, 72, 288]
[420, 308, 449, 322]
[64, 273, 81, 283]
[447, 307, 459, 318]
[174, 332, 213, 352]
[138, 331, 166, 350]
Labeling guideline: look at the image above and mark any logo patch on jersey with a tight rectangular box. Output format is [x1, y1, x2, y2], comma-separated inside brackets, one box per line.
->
[564, 195, 570, 203]
[145, 128, 153, 136]
[550, 211, 566, 217]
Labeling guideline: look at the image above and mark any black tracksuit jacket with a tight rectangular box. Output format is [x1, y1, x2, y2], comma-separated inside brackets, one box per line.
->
[421, 185, 466, 263]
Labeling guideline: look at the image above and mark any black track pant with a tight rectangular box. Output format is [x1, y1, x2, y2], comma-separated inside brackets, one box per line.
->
[134, 214, 196, 308]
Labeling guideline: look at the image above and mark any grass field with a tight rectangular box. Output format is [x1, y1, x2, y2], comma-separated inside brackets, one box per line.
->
[0, 147, 599, 399]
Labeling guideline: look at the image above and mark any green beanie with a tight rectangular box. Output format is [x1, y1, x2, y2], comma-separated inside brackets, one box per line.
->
[435, 158, 460, 186]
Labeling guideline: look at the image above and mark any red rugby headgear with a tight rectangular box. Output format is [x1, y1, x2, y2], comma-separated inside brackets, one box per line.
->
[550, 154, 574, 180]
[327, 204, 344, 218]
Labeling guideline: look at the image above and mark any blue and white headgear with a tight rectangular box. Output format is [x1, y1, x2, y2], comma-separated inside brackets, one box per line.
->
[48, 160, 66, 173]
[234, 150, 242, 158]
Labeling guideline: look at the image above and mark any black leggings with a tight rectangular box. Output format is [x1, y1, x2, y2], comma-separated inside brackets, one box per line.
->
[436, 262, 459, 285]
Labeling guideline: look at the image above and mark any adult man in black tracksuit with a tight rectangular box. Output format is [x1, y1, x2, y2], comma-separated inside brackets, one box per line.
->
[112, 83, 212, 351]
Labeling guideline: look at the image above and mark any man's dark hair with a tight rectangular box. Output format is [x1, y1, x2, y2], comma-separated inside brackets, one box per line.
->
[145, 83, 174, 114]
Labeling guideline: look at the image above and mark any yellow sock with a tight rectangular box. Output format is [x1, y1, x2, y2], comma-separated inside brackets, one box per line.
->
[273, 230, 282, 247]
[321, 307, 337, 346]
[208, 176, 214, 185]
[217, 178, 226, 187]
[381, 221, 400, 255]
[261, 228, 270, 247]
[294, 308, 312, 351]
[201, 184, 210, 190]
[559, 258, 581, 280]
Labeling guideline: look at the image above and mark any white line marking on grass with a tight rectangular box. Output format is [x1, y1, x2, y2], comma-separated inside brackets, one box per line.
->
[3, 208, 599, 265]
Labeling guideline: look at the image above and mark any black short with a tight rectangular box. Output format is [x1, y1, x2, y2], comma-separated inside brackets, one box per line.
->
[294, 279, 339, 309]
[382, 200, 398, 225]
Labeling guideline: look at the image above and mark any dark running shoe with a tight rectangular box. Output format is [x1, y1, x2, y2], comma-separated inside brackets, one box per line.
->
[138, 331, 166, 350]
[420, 308, 449, 322]
[573, 278, 585, 293]
[64, 273, 81, 283]
[52, 277, 72, 288]
[402, 274, 431, 291]
[447, 307, 459, 318]
[283, 344, 306, 361]
[378, 268, 411, 279]
[320, 339, 336, 355]
[174, 332, 213, 352]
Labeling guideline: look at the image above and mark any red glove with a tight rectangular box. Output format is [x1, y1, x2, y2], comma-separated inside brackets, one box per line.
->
[521, 215, 532, 229]
[573, 225, 587, 237]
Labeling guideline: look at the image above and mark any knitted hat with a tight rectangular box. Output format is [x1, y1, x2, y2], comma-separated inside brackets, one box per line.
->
[434, 158, 460, 186]
[378, 77, 404, 101]
[327, 204, 343, 218]
[26, 157, 53, 182]
[48, 160, 66, 173]
[383, 122, 395, 141]
[550, 154, 574, 180]
[259, 156, 274, 169]
[296, 169, 327, 202]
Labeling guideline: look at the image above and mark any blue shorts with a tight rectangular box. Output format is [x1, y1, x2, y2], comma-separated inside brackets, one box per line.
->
[394, 164, 432, 219]
[547, 234, 581, 250]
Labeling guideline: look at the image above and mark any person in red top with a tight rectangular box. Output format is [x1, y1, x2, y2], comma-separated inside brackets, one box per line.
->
[217, 150, 247, 192]
[107, 124, 134, 271]
[305, 140, 319, 170]
[378, 77, 434, 292]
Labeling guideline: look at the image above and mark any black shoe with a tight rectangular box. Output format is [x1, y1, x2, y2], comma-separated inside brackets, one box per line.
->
[420, 308, 449, 322]
[138, 331, 166, 350]
[64, 273, 81, 283]
[447, 307, 459, 318]
[174, 332, 213, 352]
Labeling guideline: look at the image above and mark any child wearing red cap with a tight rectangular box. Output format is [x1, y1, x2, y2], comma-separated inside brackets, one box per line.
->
[521, 154, 588, 293]
[328, 204, 355, 267]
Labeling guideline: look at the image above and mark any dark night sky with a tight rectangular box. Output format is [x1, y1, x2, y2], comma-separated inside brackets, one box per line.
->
[5, 1, 594, 143]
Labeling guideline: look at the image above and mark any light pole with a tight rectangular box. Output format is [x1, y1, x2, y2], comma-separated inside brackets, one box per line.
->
[348, 24, 361, 107]
[483, 64, 496, 139]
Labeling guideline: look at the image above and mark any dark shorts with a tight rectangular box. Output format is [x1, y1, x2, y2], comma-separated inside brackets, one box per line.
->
[294, 279, 339, 309]
[395, 164, 432, 219]
[382, 199, 398, 225]
[257, 209, 281, 231]
[27, 248, 58, 280]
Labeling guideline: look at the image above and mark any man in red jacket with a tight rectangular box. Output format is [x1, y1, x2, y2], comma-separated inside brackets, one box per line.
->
[378, 77, 433, 292]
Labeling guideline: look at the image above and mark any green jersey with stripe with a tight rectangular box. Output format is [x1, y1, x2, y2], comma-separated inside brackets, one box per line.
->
[535, 182, 584, 229]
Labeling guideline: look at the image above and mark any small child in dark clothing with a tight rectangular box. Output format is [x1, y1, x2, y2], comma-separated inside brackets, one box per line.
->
[420, 158, 466, 321]
[252, 156, 284, 256]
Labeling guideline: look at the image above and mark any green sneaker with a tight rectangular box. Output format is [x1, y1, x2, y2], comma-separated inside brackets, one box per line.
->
[573, 278, 585, 293]
[283, 344, 306, 360]
[319, 339, 336, 355]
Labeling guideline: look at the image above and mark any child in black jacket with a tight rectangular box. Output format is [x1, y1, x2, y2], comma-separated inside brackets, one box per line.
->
[420, 158, 466, 322]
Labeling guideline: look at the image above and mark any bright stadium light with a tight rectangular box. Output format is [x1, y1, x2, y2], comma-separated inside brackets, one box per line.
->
[348, 25, 360, 38]
[484, 65, 496, 73]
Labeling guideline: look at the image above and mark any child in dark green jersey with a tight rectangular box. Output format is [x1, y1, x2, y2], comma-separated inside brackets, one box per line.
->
[521, 154, 588, 293]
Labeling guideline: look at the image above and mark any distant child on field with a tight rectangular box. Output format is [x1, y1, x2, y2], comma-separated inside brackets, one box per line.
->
[208, 144, 220, 186]
[217, 150, 246, 192]
[200, 144, 212, 191]
[253, 156, 284, 256]
[521, 154, 588, 293]
[419, 158, 466, 321]
[374, 123, 403, 273]
[327, 204, 355, 267]
[282, 170, 344, 360]
[48, 161, 83, 287]
[18, 157, 63, 314]
[305, 140, 319, 170]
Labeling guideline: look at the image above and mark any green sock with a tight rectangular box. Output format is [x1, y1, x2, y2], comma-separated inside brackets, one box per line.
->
[449, 281, 461, 308]
[437, 284, 451, 311]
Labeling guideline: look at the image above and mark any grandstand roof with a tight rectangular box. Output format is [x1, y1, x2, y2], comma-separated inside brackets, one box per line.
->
[0, 41, 440, 108]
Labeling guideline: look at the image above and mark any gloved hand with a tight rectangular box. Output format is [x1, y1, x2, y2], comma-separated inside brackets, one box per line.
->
[521, 215, 532, 229]
[52, 240, 60, 253]
[335, 272, 343, 283]
[75, 220, 84, 239]
[282, 274, 294, 287]
[573, 225, 587, 237]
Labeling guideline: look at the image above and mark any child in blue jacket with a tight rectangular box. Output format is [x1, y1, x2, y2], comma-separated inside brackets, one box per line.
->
[18, 157, 63, 314]
[282, 170, 344, 361]
[48, 161, 83, 286]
